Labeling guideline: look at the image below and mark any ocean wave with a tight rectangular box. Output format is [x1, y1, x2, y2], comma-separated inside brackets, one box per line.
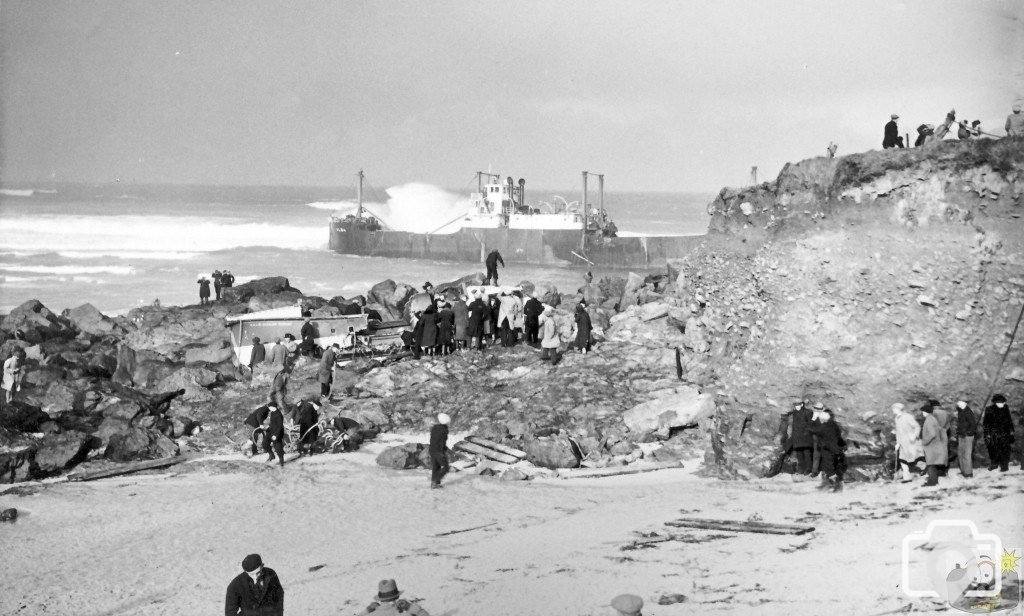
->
[307, 201, 359, 212]
[0, 263, 135, 275]
[0, 189, 35, 197]
[58, 250, 201, 260]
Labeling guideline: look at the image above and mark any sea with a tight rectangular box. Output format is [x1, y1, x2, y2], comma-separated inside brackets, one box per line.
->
[0, 183, 713, 315]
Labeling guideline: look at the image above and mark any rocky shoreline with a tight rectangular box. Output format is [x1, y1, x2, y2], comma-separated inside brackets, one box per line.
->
[2, 139, 1022, 484]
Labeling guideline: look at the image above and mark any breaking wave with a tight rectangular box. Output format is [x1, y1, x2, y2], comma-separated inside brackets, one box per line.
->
[310, 182, 470, 233]
[0, 264, 136, 276]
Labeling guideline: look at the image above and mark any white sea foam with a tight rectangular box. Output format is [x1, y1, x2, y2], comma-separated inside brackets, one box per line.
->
[0, 189, 34, 197]
[307, 201, 358, 212]
[0, 264, 135, 275]
[312, 182, 470, 234]
[58, 250, 201, 261]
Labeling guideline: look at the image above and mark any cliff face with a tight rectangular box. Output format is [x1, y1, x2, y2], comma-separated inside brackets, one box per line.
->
[693, 138, 1024, 477]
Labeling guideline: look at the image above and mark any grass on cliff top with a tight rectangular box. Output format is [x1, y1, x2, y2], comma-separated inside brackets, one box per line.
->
[832, 136, 1024, 188]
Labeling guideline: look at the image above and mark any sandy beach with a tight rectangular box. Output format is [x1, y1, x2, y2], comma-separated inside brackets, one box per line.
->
[2, 432, 1020, 616]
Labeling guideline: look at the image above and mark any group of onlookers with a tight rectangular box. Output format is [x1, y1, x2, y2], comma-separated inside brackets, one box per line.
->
[196, 269, 235, 305]
[883, 103, 1023, 150]
[781, 400, 850, 492]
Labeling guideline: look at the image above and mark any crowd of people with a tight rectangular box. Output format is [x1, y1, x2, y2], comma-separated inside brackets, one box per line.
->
[882, 103, 1022, 149]
[196, 269, 236, 305]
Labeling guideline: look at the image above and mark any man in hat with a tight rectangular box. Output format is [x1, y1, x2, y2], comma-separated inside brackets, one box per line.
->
[1006, 104, 1023, 137]
[610, 593, 643, 615]
[248, 337, 266, 371]
[225, 553, 284, 616]
[467, 290, 487, 351]
[786, 399, 814, 475]
[921, 403, 947, 486]
[955, 400, 978, 478]
[808, 406, 846, 491]
[883, 114, 904, 149]
[358, 579, 429, 615]
[222, 270, 235, 288]
[429, 413, 450, 489]
[299, 317, 316, 357]
[983, 394, 1015, 472]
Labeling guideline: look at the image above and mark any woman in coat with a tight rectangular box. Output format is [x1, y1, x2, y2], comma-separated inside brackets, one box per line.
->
[539, 306, 560, 361]
[893, 403, 924, 482]
[487, 296, 501, 343]
[573, 301, 592, 353]
[437, 302, 455, 355]
[466, 293, 487, 350]
[452, 296, 469, 350]
[419, 303, 439, 355]
[921, 405, 947, 486]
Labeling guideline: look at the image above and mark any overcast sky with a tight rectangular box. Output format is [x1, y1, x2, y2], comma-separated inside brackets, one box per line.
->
[2, 0, 1021, 192]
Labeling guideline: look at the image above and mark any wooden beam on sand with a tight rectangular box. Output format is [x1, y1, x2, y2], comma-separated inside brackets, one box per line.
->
[431, 522, 497, 538]
[556, 461, 683, 479]
[665, 517, 815, 536]
[67, 455, 191, 482]
[453, 440, 520, 464]
[465, 436, 527, 460]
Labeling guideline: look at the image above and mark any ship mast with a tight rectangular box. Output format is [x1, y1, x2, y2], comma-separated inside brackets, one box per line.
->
[356, 169, 364, 218]
[581, 171, 588, 250]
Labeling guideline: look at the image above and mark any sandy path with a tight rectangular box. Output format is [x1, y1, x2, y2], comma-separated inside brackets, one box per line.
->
[1, 437, 1021, 616]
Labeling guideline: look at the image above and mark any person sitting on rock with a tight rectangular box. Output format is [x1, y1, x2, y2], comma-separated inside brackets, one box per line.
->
[808, 407, 846, 491]
[225, 553, 284, 616]
[248, 336, 266, 371]
[243, 403, 274, 457]
[358, 579, 429, 616]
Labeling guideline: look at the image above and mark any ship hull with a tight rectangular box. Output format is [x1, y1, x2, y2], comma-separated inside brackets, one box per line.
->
[328, 223, 703, 268]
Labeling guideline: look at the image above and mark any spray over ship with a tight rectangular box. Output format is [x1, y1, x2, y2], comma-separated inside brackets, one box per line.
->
[328, 171, 702, 268]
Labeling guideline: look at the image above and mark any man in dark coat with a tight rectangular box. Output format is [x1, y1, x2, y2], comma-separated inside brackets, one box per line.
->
[295, 398, 321, 456]
[883, 114, 905, 149]
[265, 404, 286, 466]
[419, 304, 439, 356]
[574, 301, 592, 354]
[955, 400, 978, 477]
[437, 302, 455, 355]
[467, 293, 487, 350]
[333, 416, 365, 451]
[198, 276, 212, 305]
[244, 404, 273, 456]
[225, 553, 284, 616]
[222, 271, 235, 287]
[808, 407, 846, 491]
[983, 394, 1015, 472]
[485, 249, 504, 285]
[429, 413, 450, 489]
[787, 400, 814, 475]
[523, 295, 544, 345]
[299, 318, 316, 356]
[212, 270, 223, 301]
[248, 337, 266, 371]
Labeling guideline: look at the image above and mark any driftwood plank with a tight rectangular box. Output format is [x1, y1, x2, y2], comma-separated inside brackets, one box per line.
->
[557, 461, 683, 479]
[666, 517, 815, 536]
[67, 455, 190, 482]
[453, 441, 520, 464]
[432, 522, 497, 538]
[465, 436, 527, 459]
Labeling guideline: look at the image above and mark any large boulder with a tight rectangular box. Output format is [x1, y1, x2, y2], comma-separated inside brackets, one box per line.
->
[521, 435, 580, 469]
[618, 272, 646, 310]
[33, 430, 93, 474]
[122, 308, 229, 356]
[355, 367, 396, 398]
[62, 303, 121, 337]
[154, 366, 218, 401]
[375, 443, 425, 469]
[36, 382, 77, 415]
[112, 343, 137, 386]
[104, 427, 178, 461]
[183, 340, 234, 365]
[221, 276, 296, 304]
[367, 279, 416, 321]
[247, 291, 305, 313]
[535, 282, 560, 307]
[0, 401, 51, 433]
[1, 300, 75, 343]
[622, 387, 716, 438]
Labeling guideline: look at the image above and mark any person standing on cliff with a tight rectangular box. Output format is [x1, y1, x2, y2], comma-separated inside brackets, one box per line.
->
[921, 404, 947, 486]
[225, 553, 284, 616]
[222, 270, 235, 288]
[954, 400, 978, 478]
[1006, 104, 1023, 137]
[883, 114, 904, 149]
[983, 394, 1015, 472]
[197, 275, 212, 305]
[212, 270, 223, 301]
[429, 413, 450, 489]
[485, 249, 504, 286]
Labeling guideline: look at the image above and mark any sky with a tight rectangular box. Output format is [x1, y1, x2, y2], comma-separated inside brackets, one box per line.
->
[1, 0, 1022, 192]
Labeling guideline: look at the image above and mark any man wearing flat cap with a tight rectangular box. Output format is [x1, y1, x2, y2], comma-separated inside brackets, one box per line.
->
[610, 593, 643, 615]
[883, 114, 905, 149]
[358, 579, 429, 615]
[225, 553, 284, 616]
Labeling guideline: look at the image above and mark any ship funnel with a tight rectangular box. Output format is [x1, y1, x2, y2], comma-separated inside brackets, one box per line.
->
[518, 178, 526, 209]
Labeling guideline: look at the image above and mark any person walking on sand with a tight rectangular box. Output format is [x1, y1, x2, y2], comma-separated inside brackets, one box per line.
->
[921, 403, 947, 486]
[1006, 104, 1023, 137]
[485, 248, 504, 286]
[265, 403, 286, 466]
[248, 336, 266, 371]
[610, 593, 644, 616]
[318, 343, 338, 399]
[197, 275, 212, 305]
[573, 300, 593, 354]
[883, 114, 904, 149]
[225, 553, 284, 616]
[429, 413, 450, 489]
[358, 579, 429, 616]
[983, 394, 1015, 472]
[2, 348, 26, 405]
[893, 403, 924, 482]
[808, 407, 846, 491]
[954, 400, 977, 478]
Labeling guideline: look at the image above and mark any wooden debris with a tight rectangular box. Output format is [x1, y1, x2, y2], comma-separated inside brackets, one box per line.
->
[465, 435, 527, 460]
[453, 440, 519, 464]
[67, 455, 191, 482]
[432, 522, 497, 538]
[665, 517, 815, 536]
[308, 564, 326, 572]
[557, 461, 683, 479]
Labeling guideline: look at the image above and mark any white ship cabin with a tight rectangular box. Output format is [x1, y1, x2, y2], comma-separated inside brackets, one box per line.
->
[463, 176, 583, 230]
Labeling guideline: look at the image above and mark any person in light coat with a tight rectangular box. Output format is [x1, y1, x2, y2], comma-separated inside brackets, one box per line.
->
[318, 343, 337, 398]
[2, 349, 26, 405]
[893, 403, 924, 482]
[921, 404, 947, 486]
[539, 305, 560, 361]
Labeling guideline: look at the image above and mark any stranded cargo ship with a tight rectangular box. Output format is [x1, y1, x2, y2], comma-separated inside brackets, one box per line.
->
[328, 171, 702, 268]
